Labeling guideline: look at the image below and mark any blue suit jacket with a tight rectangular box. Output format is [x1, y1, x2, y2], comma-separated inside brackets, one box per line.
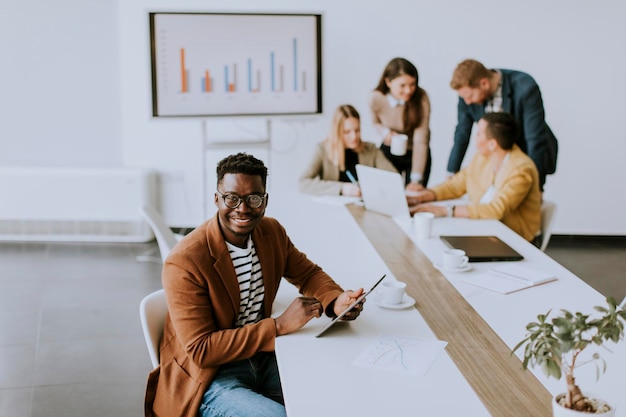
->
[447, 69, 558, 189]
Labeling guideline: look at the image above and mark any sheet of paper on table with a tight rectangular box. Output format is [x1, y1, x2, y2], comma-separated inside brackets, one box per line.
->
[352, 336, 448, 377]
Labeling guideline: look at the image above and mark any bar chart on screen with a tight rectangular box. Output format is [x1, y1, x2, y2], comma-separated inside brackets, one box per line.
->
[150, 13, 322, 117]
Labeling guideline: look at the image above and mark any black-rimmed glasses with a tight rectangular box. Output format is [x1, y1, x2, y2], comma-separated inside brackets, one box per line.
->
[216, 191, 267, 209]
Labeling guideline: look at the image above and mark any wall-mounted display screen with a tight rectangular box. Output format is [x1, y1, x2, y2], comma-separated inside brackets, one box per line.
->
[149, 12, 322, 117]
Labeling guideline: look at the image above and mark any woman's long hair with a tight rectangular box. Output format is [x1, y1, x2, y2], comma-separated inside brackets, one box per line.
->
[374, 57, 425, 133]
[325, 104, 363, 171]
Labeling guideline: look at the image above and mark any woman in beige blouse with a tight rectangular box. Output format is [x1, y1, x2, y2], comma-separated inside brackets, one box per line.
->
[369, 57, 432, 192]
[299, 104, 397, 196]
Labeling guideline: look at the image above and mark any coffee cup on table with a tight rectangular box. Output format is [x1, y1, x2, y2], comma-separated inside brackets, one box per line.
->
[380, 281, 406, 304]
[390, 134, 408, 156]
[442, 249, 469, 269]
[413, 212, 435, 239]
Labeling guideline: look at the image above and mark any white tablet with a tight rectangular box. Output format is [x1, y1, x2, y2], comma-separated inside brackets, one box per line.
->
[315, 274, 387, 337]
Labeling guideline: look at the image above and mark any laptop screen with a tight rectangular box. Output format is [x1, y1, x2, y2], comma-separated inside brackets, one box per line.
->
[355, 164, 410, 220]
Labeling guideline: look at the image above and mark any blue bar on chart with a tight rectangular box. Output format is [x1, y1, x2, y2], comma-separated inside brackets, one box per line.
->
[224, 64, 237, 92]
[248, 59, 253, 92]
[270, 52, 275, 92]
[270, 51, 285, 93]
[247, 59, 260, 92]
[293, 38, 297, 92]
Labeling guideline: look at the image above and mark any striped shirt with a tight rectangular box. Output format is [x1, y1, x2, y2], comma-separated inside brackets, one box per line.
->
[226, 238, 265, 327]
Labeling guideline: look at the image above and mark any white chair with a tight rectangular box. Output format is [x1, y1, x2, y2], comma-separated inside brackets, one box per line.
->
[139, 289, 168, 368]
[138, 205, 184, 262]
[539, 200, 557, 252]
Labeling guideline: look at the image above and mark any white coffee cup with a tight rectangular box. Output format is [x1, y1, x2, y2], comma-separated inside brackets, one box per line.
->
[380, 281, 406, 304]
[390, 134, 408, 156]
[442, 249, 469, 269]
[413, 212, 435, 239]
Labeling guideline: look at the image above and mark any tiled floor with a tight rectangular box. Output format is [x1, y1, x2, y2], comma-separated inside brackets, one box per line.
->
[0, 242, 162, 417]
[544, 235, 626, 303]
[1, 235, 624, 417]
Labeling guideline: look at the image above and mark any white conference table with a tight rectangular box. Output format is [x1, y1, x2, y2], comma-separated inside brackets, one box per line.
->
[270, 195, 625, 417]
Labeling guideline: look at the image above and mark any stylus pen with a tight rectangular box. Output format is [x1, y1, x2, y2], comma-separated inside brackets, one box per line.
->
[346, 170, 358, 185]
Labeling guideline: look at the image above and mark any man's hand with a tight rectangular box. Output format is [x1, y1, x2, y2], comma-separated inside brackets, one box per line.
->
[406, 189, 435, 206]
[405, 182, 425, 194]
[333, 288, 365, 321]
[274, 297, 323, 336]
[410, 203, 446, 217]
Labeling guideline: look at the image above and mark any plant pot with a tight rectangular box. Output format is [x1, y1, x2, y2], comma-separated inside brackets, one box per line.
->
[552, 393, 615, 416]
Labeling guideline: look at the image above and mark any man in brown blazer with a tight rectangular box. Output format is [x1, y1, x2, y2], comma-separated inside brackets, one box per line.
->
[145, 153, 365, 417]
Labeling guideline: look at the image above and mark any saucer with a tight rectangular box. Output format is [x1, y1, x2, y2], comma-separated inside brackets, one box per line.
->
[434, 262, 472, 273]
[370, 294, 416, 310]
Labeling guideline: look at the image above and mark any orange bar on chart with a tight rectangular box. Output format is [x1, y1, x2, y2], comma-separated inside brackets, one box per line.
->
[180, 48, 187, 93]
[205, 70, 211, 92]
[231, 63, 237, 92]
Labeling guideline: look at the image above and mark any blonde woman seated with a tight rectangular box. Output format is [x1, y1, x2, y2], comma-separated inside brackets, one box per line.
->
[299, 104, 397, 196]
[408, 112, 541, 241]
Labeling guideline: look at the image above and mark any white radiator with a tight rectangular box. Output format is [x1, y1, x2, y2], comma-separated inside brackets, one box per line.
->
[0, 167, 157, 242]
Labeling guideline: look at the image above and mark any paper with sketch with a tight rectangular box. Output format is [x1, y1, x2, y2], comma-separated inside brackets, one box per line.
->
[352, 336, 447, 376]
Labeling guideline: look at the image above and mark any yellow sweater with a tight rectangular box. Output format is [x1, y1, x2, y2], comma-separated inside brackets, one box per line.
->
[431, 145, 541, 241]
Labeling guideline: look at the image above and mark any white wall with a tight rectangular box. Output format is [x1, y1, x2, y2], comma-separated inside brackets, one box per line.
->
[2, 0, 626, 233]
[0, 0, 121, 167]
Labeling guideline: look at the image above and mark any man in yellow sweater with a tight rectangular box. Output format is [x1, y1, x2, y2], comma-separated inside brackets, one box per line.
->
[408, 112, 541, 241]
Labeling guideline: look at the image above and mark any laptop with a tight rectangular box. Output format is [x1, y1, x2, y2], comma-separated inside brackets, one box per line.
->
[355, 164, 411, 220]
[440, 236, 524, 262]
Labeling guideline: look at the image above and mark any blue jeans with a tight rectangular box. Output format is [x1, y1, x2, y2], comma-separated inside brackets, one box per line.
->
[199, 352, 286, 417]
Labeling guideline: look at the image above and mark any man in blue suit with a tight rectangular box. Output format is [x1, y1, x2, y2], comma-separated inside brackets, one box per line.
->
[447, 59, 558, 191]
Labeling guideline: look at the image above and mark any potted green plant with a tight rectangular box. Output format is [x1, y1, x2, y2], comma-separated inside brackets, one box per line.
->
[513, 297, 626, 416]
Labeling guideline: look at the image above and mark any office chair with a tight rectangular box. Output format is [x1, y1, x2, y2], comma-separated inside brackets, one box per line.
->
[539, 200, 557, 252]
[137, 205, 184, 262]
[139, 289, 168, 368]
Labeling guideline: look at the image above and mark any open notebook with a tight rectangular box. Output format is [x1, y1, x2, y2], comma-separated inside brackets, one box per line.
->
[462, 264, 557, 294]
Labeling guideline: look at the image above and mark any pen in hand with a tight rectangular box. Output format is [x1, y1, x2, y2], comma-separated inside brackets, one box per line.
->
[342, 170, 362, 197]
[346, 170, 358, 185]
